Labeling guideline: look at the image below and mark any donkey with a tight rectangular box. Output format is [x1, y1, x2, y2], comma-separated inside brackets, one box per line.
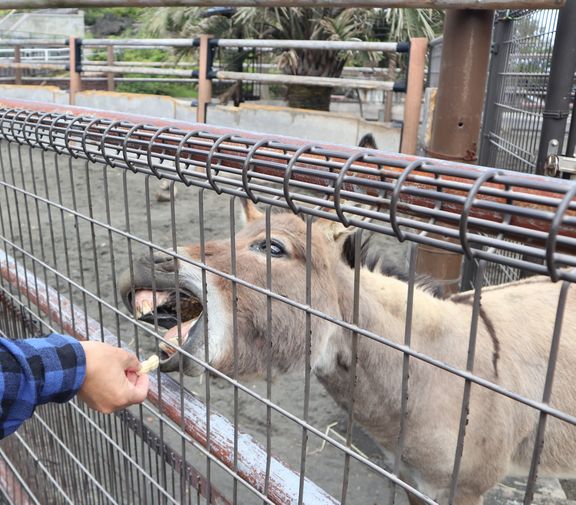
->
[119, 203, 576, 505]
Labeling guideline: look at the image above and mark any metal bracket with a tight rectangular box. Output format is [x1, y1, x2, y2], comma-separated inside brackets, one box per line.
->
[543, 139, 576, 178]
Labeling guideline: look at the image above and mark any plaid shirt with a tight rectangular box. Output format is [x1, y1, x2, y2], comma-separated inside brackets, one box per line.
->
[0, 334, 86, 438]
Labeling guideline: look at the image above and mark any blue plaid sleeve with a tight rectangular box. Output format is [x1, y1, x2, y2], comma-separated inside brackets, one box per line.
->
[0, 333, 86, 439]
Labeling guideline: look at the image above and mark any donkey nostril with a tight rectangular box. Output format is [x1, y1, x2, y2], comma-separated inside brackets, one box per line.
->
[153, 253, 174, 264]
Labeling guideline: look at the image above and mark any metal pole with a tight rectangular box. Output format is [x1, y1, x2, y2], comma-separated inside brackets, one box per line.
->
[197, 34, 213, 124]
[400, 38, 427, 154]
[536, 0, 576, 174]
[478, 14, 513, 167]
[107, 46, 115, 92]
[428, 10, 494, 163]
[423, 9, 494, 293]
[69, 36, 82, 105]
[567, 89, 576, 157]
[13, 45, 22, 85]
[383, 57, 395, 122]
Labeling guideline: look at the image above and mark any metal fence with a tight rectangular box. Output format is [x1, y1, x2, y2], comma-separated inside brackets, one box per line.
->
[479, 9, 561, 173]
[1, 98, 576, 505]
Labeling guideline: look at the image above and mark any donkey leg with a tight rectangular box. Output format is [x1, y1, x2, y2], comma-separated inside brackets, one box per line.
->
[454, 493, 483, 505]
[435, 487, 484, 505]
[399, 470, 427, 505]
[405, 491, 426, 505]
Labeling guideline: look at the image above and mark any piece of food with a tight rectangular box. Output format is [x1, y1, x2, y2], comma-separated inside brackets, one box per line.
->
[138, 355, 160, 375]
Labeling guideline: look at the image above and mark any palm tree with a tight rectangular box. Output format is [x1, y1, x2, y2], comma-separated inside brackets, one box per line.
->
[143, 7, 443, 111]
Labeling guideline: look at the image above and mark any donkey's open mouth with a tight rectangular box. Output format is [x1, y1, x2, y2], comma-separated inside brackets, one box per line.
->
[119, 251, 210, 375]
[131, 288, 203, 360]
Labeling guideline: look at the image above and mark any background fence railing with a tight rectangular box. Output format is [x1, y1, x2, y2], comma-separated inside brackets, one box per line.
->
[479, 9, 563, 173]
[0, 36, 424, 153]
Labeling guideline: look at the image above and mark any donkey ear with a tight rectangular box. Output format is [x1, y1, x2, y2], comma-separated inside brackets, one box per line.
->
[239, 198, 263, 226]
[318, 219, 357, 245]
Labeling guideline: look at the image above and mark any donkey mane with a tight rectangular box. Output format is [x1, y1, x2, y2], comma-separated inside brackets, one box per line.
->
[342, 233, 445, 298]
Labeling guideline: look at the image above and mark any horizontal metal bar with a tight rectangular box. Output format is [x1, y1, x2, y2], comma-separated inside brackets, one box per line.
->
[13, 76, 201, 83]
[83, 38, 198, 47]
[83, 60, 195, 68]
[0, 249, 340, 505]
[215, 70, 395, 90]
[215, 39, 400, 52]
[0, 62, 67, 70]
[0, 98, 575, 282]
[0, 39, 68, 47]
[0, 0, 565, 8]
[87, 64, 197, 77]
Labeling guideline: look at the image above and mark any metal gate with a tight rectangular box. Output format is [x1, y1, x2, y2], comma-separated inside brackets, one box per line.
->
[1, 98, 576, 505]
[479, 9, 561, 173]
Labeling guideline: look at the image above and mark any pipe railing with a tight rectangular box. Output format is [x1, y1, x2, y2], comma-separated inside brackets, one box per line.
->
[0, 99, 574, 282]
[0, 35, 421, 150]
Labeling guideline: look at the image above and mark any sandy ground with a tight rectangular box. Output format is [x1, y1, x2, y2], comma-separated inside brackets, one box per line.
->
[1, 141, 574, 505]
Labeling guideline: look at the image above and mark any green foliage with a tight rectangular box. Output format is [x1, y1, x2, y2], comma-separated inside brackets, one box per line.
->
[140, 7, 444, 110]
[84, 8, 142, 26]
[384, 9, 444, 41]
[117, 78, 197, 98]
[121, 48, 171, 62]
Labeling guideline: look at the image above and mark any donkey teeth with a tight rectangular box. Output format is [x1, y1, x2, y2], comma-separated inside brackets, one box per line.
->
[134, 299, 153, 319]
[141, 300, 153, 316]
[159, 340, 178, 356]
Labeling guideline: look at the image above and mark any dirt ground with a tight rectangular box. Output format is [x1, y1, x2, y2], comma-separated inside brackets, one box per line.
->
[1, 141, 574, 505]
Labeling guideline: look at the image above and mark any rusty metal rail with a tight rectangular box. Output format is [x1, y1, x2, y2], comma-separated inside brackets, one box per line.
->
[0, 98, 575, 282]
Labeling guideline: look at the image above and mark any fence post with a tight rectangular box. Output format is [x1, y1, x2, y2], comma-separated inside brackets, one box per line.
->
[107, 45, 115, 92]
[477, 14, 513, 167]
[14, 45, 22, 85]
[423, 10, 494, 294]
[197, 34, 213, 124]
[400, 38, 427, 154]
[69, 36, 82, 105]
[383, 56, 395, 122]
[535, 0, 576, 175]
[567, 88, 576, 158]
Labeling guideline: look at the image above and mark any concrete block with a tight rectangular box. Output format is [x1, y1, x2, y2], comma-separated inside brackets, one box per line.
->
[75, 91, 177, 119]
[0, 84, 67, 103]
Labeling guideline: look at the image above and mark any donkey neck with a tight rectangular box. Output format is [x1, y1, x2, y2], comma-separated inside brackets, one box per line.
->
[338, 267, 460, 347]
[314, 266, 468, 433]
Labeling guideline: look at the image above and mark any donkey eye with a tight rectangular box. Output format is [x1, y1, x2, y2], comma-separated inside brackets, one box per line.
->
[251, 239, 287, 257]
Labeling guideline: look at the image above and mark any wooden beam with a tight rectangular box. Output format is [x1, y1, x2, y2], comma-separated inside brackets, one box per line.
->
[69, 36, 82, 106]
[197, 34, 212, 124]
[106, 46, 115, 92]
[13, 45, 22, 86]
[400, 38, 427, 155]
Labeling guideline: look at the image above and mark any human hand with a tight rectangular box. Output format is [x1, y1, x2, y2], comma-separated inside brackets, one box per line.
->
[77, 341, 149, 414]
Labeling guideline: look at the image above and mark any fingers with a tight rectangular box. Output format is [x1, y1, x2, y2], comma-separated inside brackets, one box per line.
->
[78, 341, 151, 414]
[129, 374, 150, 404]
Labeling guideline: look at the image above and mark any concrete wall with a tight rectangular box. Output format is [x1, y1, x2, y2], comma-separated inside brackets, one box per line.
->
[204, 103, 400, 152]
[0, 84, 68, 104]
[0, 86, 401, 151]
[0, 11, 85, 38]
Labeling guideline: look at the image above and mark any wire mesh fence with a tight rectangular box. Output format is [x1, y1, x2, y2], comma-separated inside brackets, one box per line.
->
[0, 99, 576, 505]
[479, 9, 560, 174]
